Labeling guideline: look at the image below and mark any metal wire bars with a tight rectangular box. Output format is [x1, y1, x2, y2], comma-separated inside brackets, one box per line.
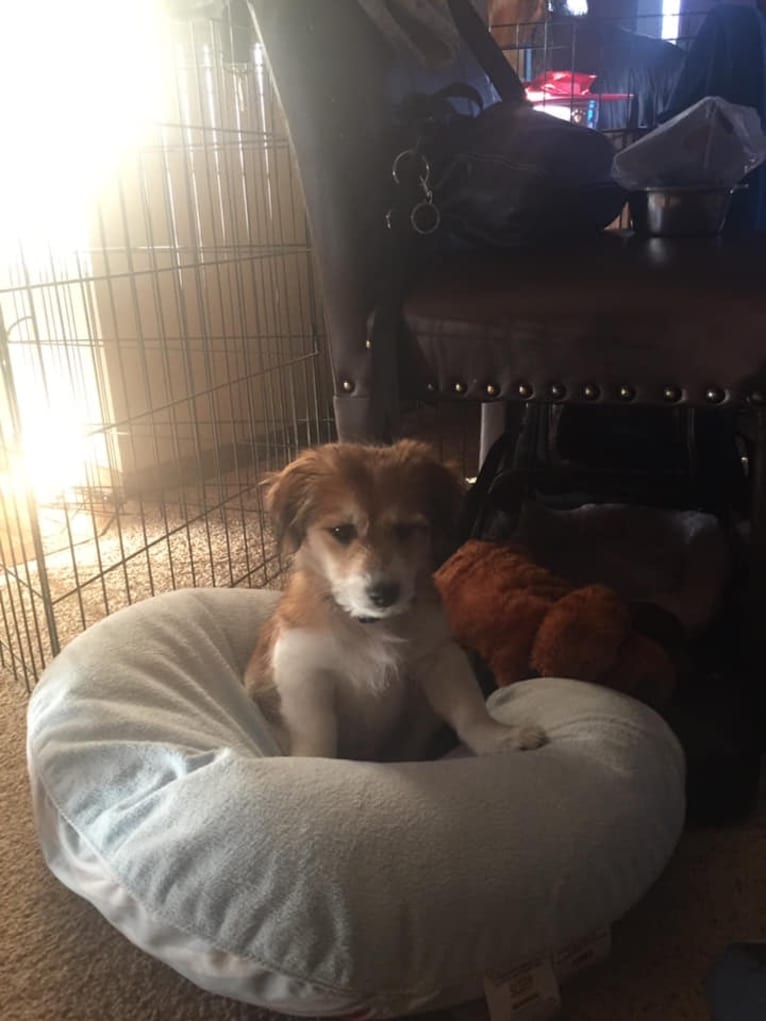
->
[491, 5, 711, 77]
[0, 12, 333, 689]
[491, 5, 710, 222]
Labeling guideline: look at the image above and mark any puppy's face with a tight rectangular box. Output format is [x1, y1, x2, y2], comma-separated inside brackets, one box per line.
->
[266, 441, 465, 620]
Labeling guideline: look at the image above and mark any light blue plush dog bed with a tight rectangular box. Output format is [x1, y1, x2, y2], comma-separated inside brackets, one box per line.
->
[27, 588, 685, 1017]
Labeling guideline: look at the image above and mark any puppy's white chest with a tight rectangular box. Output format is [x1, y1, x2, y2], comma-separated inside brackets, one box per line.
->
[334, 631, 408, 753]
[274, 626, 410, 758]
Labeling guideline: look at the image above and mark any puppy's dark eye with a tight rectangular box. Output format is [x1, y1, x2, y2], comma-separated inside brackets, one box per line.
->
[328, 524, 356, 545]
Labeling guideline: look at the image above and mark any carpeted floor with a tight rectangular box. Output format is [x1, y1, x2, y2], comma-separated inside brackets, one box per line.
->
[3, 668, 766, 1021]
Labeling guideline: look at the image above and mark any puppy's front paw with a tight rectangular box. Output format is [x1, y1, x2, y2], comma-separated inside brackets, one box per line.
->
[465, 720, 547, 756]
[503, 722, 547, 751]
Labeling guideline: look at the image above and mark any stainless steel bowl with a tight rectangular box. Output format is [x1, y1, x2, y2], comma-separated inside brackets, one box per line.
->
[629, 185, 736, 238]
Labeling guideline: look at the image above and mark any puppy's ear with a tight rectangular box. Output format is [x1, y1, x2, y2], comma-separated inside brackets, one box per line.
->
[264, 450, 324, 554]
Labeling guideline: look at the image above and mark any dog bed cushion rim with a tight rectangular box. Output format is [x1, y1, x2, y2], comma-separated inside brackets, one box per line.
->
[27, 588, 685, 1017]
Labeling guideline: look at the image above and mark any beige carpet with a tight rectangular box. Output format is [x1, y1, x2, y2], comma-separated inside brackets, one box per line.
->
[3, 673, 766, 1021]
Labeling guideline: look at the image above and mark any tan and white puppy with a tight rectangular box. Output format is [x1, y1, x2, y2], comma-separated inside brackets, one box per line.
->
[245, 440, 545, 761]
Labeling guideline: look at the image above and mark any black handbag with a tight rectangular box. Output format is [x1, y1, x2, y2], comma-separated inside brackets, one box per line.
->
[387, 0, 627, 249]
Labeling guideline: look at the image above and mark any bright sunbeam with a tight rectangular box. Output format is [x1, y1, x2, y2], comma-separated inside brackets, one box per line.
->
[0, 0, 171, 255]
[0, 0, 173, 502]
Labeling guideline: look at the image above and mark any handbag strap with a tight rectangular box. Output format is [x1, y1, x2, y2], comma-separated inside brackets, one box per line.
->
[446, 0, 526, 106]
[456, 427, 514, 541]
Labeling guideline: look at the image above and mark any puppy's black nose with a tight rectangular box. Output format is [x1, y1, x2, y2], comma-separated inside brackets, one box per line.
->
[367, 580, 401, 608]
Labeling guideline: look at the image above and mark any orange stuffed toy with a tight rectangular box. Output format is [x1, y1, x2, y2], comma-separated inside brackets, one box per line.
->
[434, 539, 676, 707]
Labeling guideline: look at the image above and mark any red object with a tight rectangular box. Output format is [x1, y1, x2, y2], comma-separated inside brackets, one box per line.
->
[525, 70, 631, 105]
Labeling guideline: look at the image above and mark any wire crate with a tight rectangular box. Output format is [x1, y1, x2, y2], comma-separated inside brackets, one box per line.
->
[0, 9, 333, 689]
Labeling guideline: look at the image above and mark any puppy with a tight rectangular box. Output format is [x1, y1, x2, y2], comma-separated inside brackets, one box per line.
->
[245, 440, 546, 760]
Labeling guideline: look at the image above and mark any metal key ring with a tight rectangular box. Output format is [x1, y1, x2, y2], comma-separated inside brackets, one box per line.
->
[392, 149, 431, 186]
[410, 200, 441, 235]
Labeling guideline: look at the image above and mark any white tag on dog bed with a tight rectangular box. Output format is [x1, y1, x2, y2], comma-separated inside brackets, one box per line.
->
[483, 957, 561, 1021]
[553, 927, 611, 984]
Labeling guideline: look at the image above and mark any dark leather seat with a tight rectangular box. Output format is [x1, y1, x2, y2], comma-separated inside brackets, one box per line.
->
[402, 236, 766, 409]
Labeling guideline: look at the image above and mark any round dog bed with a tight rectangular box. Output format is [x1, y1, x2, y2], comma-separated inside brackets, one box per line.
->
[27, 588, 685, 1018]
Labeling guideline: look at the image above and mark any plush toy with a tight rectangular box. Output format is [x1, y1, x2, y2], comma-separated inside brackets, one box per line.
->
[434, 539, 677, 707]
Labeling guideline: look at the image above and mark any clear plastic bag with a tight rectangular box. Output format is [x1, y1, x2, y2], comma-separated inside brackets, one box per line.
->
[612, 96, 766, 190]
